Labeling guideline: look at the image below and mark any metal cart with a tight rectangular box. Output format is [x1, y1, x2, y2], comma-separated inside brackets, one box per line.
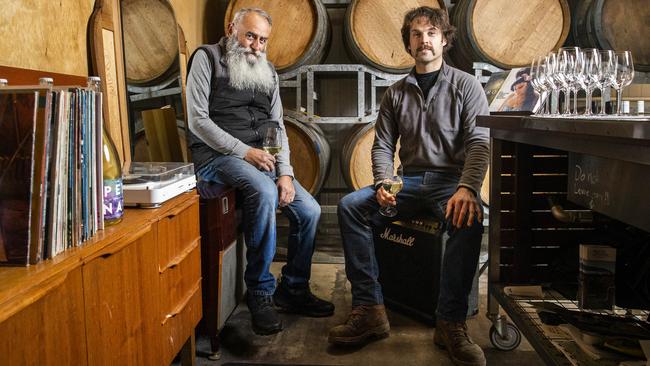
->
[479, 115, 650, 364]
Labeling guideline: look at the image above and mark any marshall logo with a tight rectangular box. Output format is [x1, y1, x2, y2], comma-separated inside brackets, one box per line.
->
[380, 227, 415, 247]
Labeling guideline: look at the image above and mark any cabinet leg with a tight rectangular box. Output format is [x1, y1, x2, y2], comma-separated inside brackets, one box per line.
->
[180, 333, 196, 366]
[208, 334, 221, 361]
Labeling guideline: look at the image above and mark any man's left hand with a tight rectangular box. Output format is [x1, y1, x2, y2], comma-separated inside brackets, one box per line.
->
[445, 187, 483, 228]
[277, 175, 295, 207]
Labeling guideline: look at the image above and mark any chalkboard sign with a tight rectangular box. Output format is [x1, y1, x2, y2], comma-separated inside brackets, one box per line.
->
[568, 153, 650, 232]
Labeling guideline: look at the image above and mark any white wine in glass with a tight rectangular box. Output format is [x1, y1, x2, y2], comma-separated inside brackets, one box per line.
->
[379, 175, 403, 217]
[262, 126, 282, 156]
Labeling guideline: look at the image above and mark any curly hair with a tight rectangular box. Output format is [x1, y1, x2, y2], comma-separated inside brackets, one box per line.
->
[400, 7, 455, 53]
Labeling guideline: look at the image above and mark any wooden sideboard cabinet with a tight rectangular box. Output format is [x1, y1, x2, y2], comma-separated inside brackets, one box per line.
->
[0, 192, 200, 366]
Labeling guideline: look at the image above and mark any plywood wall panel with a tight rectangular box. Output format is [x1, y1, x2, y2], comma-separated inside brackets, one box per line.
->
[170, 0, 214, 56]
[0, 0, 94, 76]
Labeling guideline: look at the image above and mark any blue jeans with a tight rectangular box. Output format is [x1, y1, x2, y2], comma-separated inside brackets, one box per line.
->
[338, 172, 483, 322]
[197, 155, 321, 296]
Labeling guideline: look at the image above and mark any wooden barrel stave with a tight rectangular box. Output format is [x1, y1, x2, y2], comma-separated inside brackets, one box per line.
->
[224, 0, 330, 73]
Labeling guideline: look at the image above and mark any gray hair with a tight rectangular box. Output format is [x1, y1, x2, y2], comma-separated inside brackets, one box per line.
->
[232, 8, 272, 27]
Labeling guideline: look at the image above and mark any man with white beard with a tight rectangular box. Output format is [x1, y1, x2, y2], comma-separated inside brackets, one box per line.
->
[185, 8, 334, 336]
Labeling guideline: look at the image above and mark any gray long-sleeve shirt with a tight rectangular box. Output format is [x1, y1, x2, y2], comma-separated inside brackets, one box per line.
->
[372, 62, 490, 195]
[185, 48, 294, 178]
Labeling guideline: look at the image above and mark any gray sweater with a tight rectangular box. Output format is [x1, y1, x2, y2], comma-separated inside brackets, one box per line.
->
[185, 48, 294, 178]
[372, 62, 490, 195]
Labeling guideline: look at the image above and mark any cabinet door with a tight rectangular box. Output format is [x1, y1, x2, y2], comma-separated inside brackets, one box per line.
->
[0, 267, 87, 366]
[82, 225, 160, 366]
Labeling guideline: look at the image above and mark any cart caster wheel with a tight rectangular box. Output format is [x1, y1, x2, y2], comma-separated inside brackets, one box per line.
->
[489, 323, 521, 351]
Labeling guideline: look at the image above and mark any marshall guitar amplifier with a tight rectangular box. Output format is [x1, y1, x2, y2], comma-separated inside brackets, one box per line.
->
[373, 218, 479, 325]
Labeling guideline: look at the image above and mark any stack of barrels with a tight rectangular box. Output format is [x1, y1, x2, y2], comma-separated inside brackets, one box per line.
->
[223, 0, 647, 196]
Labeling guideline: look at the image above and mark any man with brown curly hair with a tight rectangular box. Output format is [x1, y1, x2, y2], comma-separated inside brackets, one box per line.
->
[329, 6, 489, 366]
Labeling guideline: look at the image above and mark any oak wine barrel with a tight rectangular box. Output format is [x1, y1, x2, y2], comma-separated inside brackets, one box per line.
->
[224, 0, 331, 74]
[284, 116, 331, 195]
[344, 0, 446, 74]
[340, 122, 401, 191]
[449, 0, 571, 73]
[571, 0, 649, 72]
[122, 0, 180, 85]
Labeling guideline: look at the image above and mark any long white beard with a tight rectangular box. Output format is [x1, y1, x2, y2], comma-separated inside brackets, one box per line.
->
[225, 36, 275, 94]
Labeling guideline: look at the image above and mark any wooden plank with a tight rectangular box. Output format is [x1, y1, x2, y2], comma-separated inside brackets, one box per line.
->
[499, 228, 598, 246]
[500, 174, 568, 193]
[500, 246, 578, 265]
[513, 143, 534, 282]
[501, 211, 594, 228]
[501, 194, 586, 211]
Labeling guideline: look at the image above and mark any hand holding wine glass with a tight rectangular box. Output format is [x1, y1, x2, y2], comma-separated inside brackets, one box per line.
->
[378, 171, 403, 218]
[262, 126, 282, 156]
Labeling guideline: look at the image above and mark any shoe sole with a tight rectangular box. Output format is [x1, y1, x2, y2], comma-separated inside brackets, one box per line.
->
[275, 304, 334, 318]
[328, 323, 390, 346]
[434, 334, 486, 366]
[252, 323, 283, 336]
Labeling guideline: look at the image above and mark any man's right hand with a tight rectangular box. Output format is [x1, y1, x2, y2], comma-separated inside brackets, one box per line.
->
[244, 148, 276, 171]
[376, 186, 396, 207]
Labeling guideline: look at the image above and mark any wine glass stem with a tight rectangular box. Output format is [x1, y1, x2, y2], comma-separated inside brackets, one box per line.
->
[600, 88, 607, 115]
[616, 87, 623, 115]
[585, 88, 593, 116]
[572, 89, 578, 115]
[563, 88, 570, 115]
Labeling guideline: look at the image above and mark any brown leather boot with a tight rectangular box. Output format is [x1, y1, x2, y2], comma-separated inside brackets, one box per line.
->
[328, 304, 390, 345]
[434, 319, 486, 366]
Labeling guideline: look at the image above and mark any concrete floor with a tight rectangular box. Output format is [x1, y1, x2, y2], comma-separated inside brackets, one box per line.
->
[189, 262, 545, 366]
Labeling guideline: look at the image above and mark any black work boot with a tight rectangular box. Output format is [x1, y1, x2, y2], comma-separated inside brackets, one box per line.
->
[328, 304, 390, 345]
[273, 280, 335, 317]
[246, 294, 282, 335]
[434, 319, 486, 366]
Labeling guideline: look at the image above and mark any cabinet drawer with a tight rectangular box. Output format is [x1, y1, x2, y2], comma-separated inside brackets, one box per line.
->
[158, 197, 199, 270]
[159, 239, 201, 316]
[160, 279, 202, 365]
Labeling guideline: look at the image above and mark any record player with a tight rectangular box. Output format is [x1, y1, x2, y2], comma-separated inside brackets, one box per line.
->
[123, 162, 196, 208]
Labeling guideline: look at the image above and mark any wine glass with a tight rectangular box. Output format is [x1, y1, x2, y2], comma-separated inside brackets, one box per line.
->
[544, 52, 562, 116]
[598, 50, 617, 116]
[613, 51, 635, 116]
[530, 55, 548, 116]
[556, 47, 577, 115]
[379, 173, 403, 218]
[262, 126, 282, 156]
[583, 48, 601, 116]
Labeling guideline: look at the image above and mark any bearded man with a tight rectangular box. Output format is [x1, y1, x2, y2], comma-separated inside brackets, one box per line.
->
[186, 7, 334, 336]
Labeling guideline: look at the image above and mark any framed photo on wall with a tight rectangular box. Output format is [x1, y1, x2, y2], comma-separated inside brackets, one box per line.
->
[488, 67, 541, 113]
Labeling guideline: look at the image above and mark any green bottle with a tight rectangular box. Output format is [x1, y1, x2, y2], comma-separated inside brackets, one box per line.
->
[88, 77, 124, 225]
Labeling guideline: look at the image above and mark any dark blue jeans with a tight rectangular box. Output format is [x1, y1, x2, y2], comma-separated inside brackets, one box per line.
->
[338, 172, 483, 322]
[197, 155, 321, 296]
